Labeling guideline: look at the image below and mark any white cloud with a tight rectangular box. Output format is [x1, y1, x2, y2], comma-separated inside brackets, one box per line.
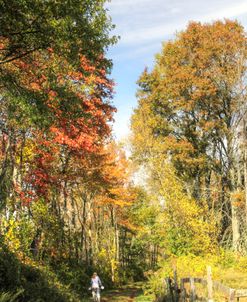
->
[111, 42, 161, 61]
[120, 23, 177, 45]
[108, 0, 247, 48]
[197, 2, 247, 22]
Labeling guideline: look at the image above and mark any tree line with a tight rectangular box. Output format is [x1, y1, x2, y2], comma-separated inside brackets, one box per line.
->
[1, 2, 247, 300]
[0, 2, 149, 300]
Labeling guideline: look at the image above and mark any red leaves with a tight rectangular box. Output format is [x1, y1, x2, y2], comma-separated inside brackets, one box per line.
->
[30, 82, 41, 91]
[3, 42, 116, 203]
[50, 125, 95, 152]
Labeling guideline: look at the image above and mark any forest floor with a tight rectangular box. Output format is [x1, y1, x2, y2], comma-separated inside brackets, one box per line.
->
[99, 283, 153, 302]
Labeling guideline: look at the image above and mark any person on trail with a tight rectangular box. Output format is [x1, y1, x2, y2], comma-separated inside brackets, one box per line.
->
[89, 272, 104, 301]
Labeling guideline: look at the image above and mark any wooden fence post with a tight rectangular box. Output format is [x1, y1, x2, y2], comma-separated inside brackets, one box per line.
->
[165, 277, 170, 296]
[173, 264, 179, 302]
[180, 279, 186, 302]
[165, 277, 174, 302]
[229, 289, 235, 302]
[207, 266, 213, 302]
[190, 278, 196, 302]
[162, 278, 166, 301]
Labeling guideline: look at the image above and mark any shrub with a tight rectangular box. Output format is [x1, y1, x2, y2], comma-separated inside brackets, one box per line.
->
[0, 245, 20, 291]
[0, 290, 23, 302]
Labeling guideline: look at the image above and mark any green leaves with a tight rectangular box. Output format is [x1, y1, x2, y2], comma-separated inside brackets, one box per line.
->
[0, 0, 116, 65]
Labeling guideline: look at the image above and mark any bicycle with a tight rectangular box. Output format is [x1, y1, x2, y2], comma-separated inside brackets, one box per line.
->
[89, 286, 104, 302]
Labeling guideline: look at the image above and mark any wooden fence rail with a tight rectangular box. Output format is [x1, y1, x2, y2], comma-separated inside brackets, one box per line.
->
[157, 266, 247, 302]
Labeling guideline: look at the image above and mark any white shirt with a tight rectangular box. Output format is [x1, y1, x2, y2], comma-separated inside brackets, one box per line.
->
[92, 276, 100, 288]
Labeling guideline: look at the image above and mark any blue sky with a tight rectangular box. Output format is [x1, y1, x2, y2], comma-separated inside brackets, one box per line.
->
[106, 0, 247, 140]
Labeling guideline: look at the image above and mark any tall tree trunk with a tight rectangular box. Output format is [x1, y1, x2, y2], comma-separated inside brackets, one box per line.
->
[243, 119, 247, 226]
[231, 202, 240, 250]
[230, 168, 240, 250]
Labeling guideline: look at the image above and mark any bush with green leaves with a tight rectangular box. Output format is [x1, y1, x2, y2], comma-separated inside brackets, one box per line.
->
[0, 290, 23, 302]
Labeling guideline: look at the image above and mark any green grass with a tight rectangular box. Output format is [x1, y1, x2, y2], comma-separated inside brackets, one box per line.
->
[134, 293, 154, 301]
[101, 282, 154, 302]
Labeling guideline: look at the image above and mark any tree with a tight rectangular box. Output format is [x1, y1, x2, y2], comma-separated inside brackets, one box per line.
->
[131, 20, 247, 251]
[0, 0, 125, 283]
[0, 0, 116, 65]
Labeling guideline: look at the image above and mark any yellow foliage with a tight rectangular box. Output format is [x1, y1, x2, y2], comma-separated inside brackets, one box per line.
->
[16, 139, 36, 164]
[2, 217, 21, 252]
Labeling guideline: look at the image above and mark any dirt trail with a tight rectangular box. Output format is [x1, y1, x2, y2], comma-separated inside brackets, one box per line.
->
[101, 286, 142, 301]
